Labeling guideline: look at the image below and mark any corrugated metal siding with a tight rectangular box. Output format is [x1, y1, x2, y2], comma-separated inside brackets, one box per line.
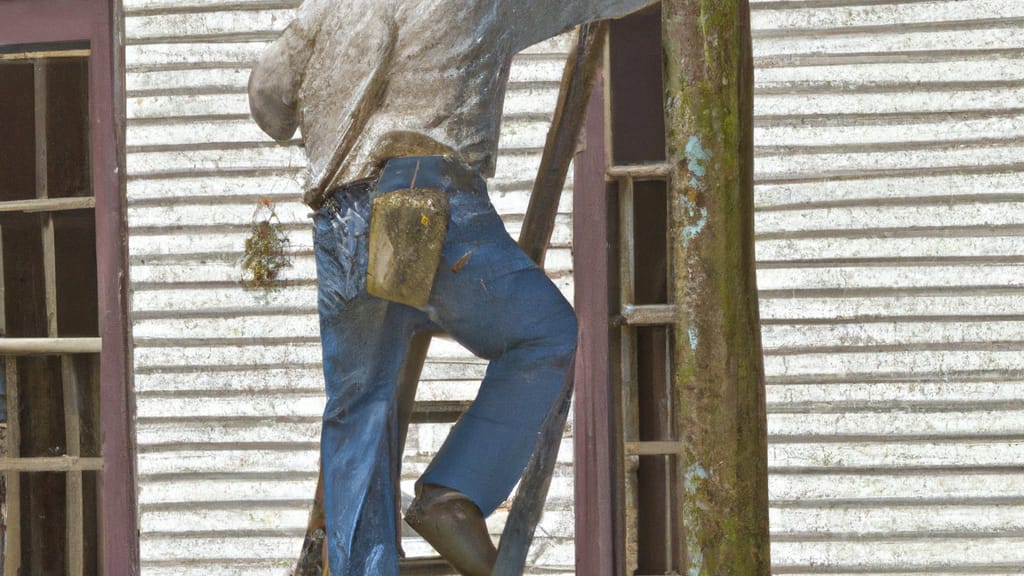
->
[123, 1, 575, 573]
[752, 0, 1024, 572]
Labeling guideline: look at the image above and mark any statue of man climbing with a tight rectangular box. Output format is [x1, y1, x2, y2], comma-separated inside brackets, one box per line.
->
[249, 1, 655, 574]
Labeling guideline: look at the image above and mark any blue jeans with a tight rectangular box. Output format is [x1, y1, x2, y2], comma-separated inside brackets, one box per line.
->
[313, 156, 578, 574]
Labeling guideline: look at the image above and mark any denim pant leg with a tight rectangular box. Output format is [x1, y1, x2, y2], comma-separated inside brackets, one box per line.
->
[315, 197, 424, 575]
[418, 188, 578, 516]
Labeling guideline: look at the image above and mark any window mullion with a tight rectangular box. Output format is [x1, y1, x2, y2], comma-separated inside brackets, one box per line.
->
[3, 357, 22, 576]
[34, 56, 86, 576]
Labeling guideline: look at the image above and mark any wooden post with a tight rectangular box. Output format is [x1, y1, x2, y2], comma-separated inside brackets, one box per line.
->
[4, 359, 22, 576]
[661, 1, 770, 574]
[61, 359, 85, 576]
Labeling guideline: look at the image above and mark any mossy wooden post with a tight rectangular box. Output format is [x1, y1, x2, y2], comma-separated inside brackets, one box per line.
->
[662, 1, 770, 574]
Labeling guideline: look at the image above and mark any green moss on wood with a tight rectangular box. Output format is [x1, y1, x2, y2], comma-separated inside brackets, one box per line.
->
[662, 0, 770, 574]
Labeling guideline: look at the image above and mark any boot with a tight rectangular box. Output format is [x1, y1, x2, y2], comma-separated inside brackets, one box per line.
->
[404, 483, 497, 576]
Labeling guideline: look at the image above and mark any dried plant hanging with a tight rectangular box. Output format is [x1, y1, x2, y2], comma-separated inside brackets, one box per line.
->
[242, 197, 292, 289]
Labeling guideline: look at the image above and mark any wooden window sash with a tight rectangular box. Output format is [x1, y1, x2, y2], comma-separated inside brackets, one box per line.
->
[1, 55, 94, 576]
[611, 166, 680, 571]
[0, 48, 90, 61]
[0, 197, 96, 213]
[0, 338, 103, 355]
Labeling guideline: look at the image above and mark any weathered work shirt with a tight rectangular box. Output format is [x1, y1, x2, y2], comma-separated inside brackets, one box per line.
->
[249, 0, 655, 207]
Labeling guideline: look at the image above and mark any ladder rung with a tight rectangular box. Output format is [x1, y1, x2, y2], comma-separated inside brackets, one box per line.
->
[0, 337, 102, 355]
[410, 400, 472, 424]
[0, 197, 95, 214]
[617, 304, 677, 326]
[399, 556, 456, 575]
[606, 163, 671, 180]
[0, 456, 104, 472]
[625, 441, 684, 456]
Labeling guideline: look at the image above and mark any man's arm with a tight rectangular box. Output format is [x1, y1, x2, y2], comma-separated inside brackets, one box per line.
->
[248, 0, 332, 141]
[509, 0, 657, 53]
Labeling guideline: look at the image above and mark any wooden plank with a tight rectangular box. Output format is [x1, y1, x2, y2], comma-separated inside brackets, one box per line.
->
[0, 457, 104, 472]
[35, 57, 81, 573]
[62, 357, 85, 576]
[36, 61, 59, 339]
[625, 441, 685, 456]
[618, 172, 641, 574]
[619, 175, 636, 306]
[4, 358, 22, 576]
[619, 304, 676, 326]
[0, 338, 103, 355]
[621, 323, 640, 575]
[0, 197, 96, 213]
[606, 163, 671, 180]
[393, 332, 431, 565]
[572, 59, 619, 576]
[34, 60, 49, 200]
[397, 556, 455, 575]
[0, 225, 5, 336]
[0, 49, 91, 61]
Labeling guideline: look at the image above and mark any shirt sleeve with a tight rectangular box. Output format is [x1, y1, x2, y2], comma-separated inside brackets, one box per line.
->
[247, 0, 336, 141]
[508, 0, 657, 53]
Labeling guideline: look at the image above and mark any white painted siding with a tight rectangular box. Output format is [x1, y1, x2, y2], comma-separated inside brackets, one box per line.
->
[124, 0, 1024, 573]
[123, 1, 575, 573]
[752, 0, 1024, 573]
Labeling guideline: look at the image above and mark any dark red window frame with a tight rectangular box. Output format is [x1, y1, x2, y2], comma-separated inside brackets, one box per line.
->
[0, 1, 138, 573]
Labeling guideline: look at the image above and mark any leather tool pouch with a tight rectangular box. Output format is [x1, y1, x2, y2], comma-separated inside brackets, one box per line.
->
[367, 188, 450, 308]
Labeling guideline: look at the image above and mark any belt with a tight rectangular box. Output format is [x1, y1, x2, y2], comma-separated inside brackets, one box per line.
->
[375, 156, 483, 196]
[318, 156, 483, 216]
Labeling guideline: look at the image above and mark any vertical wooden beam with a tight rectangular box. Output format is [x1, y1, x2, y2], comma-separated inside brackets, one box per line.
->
[33, 60, 48, 199]
[616, 175, 641, 575]
[62, 359, 84, 576]
[37, 57, 86, 576]
[394, 331, 431, 556]
[4, 359, 21, 576]
[661, 1, 770, 575]
[35, 60, 57, 337]
[572, 65, 621, 576]
[35, 57, 68, 574]
[101, 0, 142, 569]
[0, 225, 5, 334]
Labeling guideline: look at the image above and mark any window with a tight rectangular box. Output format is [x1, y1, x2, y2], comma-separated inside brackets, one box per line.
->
[1, 47, 103, 576]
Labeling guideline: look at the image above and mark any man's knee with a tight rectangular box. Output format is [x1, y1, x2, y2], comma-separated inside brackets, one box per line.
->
[543, 305, 578, 362]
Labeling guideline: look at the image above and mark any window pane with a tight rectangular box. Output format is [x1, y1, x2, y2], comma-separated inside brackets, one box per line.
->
[0, 61, 36, 202]
[45, 58, 91, 199]
[0, 53, 100, 576]
[20, 471, 68, 575]
[0, 213, 47, 338]
[55, 211, 98, 338]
